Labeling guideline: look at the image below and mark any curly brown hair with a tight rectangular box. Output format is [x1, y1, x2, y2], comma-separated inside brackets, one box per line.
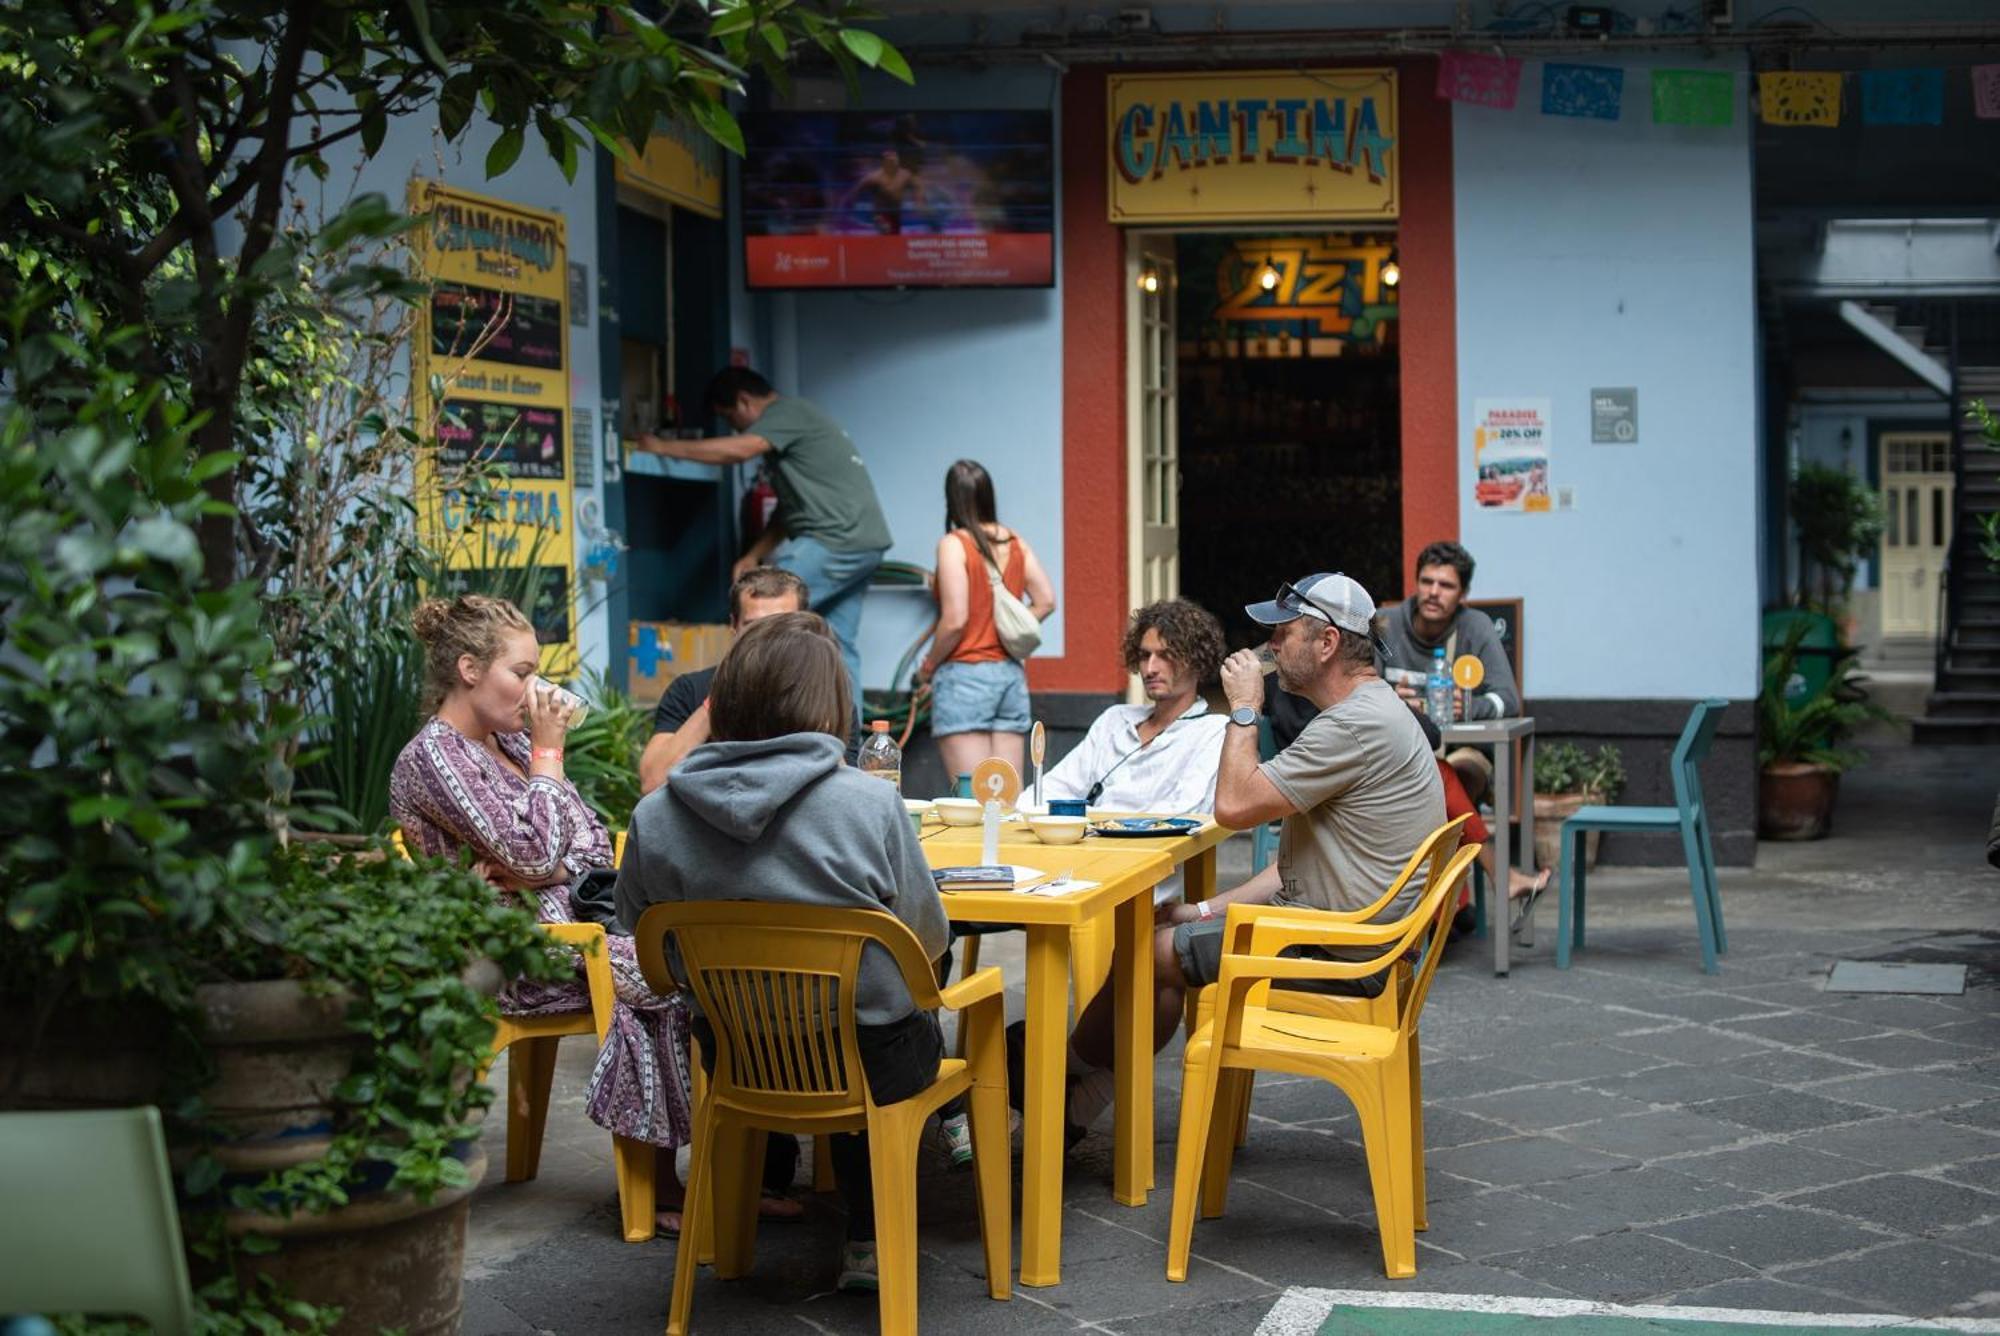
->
[1121, 598, 1226, 685]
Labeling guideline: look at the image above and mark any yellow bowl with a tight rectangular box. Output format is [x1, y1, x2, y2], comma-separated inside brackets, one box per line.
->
[1026, 815, 1089, 845]
[932, 798, 985, 827]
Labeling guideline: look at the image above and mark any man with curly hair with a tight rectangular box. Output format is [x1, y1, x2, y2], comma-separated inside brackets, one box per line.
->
[1040, 598, 1230, 838]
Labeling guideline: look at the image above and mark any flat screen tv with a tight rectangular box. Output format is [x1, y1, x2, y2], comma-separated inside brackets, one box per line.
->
[741, 110, 1055, 290]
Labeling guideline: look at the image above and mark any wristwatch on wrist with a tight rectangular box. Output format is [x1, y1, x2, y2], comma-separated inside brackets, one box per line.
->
[1228, 705, 1258, 728]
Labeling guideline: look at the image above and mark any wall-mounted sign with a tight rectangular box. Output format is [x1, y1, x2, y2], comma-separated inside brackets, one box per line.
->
[615, 118, 725, 219]
[1107, 69, 1399, 225]
[410, 180, 578, 673]
[1591, 387, 1638, 443]
[1178, 234, 1399, 357]
[1472, 398, 1553, 514]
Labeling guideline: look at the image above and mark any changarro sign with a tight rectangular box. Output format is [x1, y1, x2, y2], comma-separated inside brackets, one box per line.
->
[1107, 69, 1399, 225]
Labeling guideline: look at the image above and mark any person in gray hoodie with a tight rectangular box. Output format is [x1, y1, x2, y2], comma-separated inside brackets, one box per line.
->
[616, 611, 949, 1294]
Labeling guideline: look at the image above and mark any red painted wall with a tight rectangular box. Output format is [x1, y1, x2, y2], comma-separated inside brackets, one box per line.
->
[1035, 60, 1456, 695]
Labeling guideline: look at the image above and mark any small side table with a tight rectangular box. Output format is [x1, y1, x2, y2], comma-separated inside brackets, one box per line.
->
[1439, 716, 1537, 976]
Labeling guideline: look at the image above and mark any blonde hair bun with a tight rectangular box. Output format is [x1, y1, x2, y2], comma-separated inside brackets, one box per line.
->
[411, 597, 455, 644]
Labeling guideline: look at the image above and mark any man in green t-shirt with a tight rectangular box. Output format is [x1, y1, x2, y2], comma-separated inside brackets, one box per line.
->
[638, 368, 893, 721]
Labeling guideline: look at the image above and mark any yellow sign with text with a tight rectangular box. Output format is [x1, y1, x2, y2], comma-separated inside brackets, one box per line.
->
[1108, 69, 1399, 225]
[409, 179, 578, 675]
[614, 118, 725, 218]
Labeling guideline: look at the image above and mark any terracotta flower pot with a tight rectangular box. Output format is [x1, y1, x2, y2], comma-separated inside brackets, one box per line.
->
[1760, 761, 1840, 840]
[1532, 791, 1602, 877]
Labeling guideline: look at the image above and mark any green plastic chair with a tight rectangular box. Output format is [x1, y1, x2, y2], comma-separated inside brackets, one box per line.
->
[1555, 699, 1729, 974]
[0, 1106, 194, 1334]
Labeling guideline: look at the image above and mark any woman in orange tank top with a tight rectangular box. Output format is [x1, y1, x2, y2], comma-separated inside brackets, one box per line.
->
[916, 459, 1056, 780]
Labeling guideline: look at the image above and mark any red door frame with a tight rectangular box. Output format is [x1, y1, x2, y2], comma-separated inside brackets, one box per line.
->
[1033, 60, 1456, 695]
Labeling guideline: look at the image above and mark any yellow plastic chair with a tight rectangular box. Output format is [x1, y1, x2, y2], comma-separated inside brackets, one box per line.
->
[1167, 840, 1479, 1281]
[0, 1106, 195, 1334]
[632, 901, 1012, 1336]
[392, 828, 657, 1242]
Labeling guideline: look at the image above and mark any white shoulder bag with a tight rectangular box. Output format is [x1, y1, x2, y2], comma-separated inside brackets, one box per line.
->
[985, 556, 1042, 660]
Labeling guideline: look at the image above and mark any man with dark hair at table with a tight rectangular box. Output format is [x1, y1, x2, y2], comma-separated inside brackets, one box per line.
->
[638, 367, 891, 724]
[1379, 540, 1519, 803]
[638, 568, 809, 794]
[1068, 573, 1444, 1082]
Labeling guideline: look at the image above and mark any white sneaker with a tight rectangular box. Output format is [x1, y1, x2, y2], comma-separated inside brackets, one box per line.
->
[837, 1240, 879, 1292]
[938, 1112, 973, 1169]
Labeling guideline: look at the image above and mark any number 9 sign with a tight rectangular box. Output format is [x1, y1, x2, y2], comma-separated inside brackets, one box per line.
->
[970, 757, 1022, 811]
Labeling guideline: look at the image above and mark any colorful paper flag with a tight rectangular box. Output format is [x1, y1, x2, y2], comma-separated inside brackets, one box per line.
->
[1975, 65, 2000, 120]
[1652, 69, 1735, 126]
[1542, 63, 1624, 121]
[1758, 71, 1842, 127]
[1438, 50, 1523, 110]
[1861, 69, 1944, 125]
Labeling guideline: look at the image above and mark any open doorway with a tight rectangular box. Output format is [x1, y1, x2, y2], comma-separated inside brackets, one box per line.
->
[1170, 231, 1402, 648]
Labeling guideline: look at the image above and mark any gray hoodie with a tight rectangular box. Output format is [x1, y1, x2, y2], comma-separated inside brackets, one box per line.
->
[615, 732, 948, 1025]
[1379, 597, 1520, 721]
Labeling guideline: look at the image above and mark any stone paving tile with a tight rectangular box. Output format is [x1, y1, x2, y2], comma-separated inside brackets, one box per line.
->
[1448, 1084, 1656, 1131]
[1647, 1203, 1892, 1269]
[1595, 992, 1791, 1025]
[1489, 1229, 1757, 1304]
[1820, 995, 1983, 1031]
[1944, 1153, 2000, 1195]
[1516, 1164, 1756, 1227]
[1818, 1033, 1991, 1070]
[1409, 1055, 1547, 1099]
[1941, 1217, 2000, 1259]
[1669, 1142, 1883, 1194]
[1097, 1294, 1282, 1335]
[1688, 1090, 1885, 1135]
[1549, 1108, 1749, 1159]
[1719, 1011, 1890, 1046]
[1581, 1063, 1772, 1106]
[1425, 1135, 1637, 1189]
[1786, 1173, 2000, 1235]
[1942, 1099, 2000, 1132]
[1487, 1040, 1681, 1084]
[1790, 1115, 2000, 1172]
[1405, 1187, 1626, 1262]
[1610, 1027, 1779, 1065]
[1713, 1048, 1877, 1086]
[1784, 1240, 2000, 1319]
[1664, 1275, 1900, 1315]
[1810, 1071, 2000, 1114]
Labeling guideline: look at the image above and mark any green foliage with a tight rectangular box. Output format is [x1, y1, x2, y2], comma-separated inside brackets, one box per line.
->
[1971, 399, 2000, 573]
[1758, 622, 1887, 773]
[0, 292, 300, 1018]
[1789, 462, 1885, 612]
[563, 670, 650, 829]
[1533, 742, 1625, 800]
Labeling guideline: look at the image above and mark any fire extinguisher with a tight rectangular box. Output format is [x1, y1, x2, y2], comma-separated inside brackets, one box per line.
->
[740, 468, 779, 546]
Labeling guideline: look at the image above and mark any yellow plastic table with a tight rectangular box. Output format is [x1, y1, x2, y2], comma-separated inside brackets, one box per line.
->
[919, 841, 1171, 1288]
[922, 812, 1234, 906]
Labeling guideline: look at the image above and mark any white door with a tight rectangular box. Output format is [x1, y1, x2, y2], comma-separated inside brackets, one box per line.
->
[1879, 432, 1954, 637]
[1126, 232, 1179, 623]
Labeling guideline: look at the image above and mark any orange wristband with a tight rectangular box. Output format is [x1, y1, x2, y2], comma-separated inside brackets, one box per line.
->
[532, 746, 564, 763]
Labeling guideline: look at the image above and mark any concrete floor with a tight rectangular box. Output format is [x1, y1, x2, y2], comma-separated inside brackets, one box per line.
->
[459, 741, 2000, 1334]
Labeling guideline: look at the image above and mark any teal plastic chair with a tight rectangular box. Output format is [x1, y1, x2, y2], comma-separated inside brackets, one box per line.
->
[1250, 715, 1281, 873]
[1555, 699, 1729, 974]
[0, 1106, 194, 1334]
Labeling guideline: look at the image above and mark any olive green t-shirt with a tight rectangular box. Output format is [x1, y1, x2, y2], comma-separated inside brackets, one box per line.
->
[752, 396, 892, 552]
[1260, 677, 1446, 921]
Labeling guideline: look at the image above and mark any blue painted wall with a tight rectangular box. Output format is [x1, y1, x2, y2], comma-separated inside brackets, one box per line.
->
[1452, 56, 1760, 700]
[739, 69, 1069, 692]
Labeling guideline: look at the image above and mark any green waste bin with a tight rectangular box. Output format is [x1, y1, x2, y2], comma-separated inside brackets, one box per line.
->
[1761, 609, 1839, 704]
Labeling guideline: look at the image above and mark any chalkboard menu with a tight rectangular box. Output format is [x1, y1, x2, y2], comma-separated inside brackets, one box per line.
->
[429, 281, 564, 371]
[438, 398, 567, 481]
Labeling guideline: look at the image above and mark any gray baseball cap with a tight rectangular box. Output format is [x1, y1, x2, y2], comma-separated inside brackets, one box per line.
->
[1244, 573, 1385, 649]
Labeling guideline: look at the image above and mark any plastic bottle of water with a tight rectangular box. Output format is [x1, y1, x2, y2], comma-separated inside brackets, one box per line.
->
[1426, 647, 1455, 724]
[856, 719, 902, 793]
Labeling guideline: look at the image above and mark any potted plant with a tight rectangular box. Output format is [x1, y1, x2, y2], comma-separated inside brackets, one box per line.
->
[1788, 462, 1884, 635]
[1532, 742, 1626, 875]
[1758, 626, 1885, 840]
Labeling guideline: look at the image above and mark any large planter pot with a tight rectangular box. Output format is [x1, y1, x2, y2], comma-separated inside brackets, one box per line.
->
[224, 1145, 486, 1336]
[1532, 791, 1602, 877]
[1760, 761, 1840, 840]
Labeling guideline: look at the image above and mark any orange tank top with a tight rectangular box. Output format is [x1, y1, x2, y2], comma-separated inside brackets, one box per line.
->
[946, 528, 1026, 665]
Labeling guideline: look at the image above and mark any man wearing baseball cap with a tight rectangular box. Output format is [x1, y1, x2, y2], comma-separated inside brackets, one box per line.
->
[1072, 573, 1447, 1066]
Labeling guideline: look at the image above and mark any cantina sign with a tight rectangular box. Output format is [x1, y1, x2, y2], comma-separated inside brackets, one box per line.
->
[1107, 69, 1399, 225]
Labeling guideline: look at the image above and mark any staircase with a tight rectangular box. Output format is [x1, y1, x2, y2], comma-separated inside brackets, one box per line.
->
[1914, 366, 2000, 745]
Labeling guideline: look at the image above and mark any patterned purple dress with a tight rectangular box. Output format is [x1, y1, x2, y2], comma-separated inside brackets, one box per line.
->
[389, 716, 692, 1149]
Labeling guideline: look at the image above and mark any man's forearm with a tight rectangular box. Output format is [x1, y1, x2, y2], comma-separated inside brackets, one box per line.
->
[640, 432, 767, 466]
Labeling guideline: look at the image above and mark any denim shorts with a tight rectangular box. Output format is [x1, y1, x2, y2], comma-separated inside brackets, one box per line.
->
[930, 658, 1030, 735]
